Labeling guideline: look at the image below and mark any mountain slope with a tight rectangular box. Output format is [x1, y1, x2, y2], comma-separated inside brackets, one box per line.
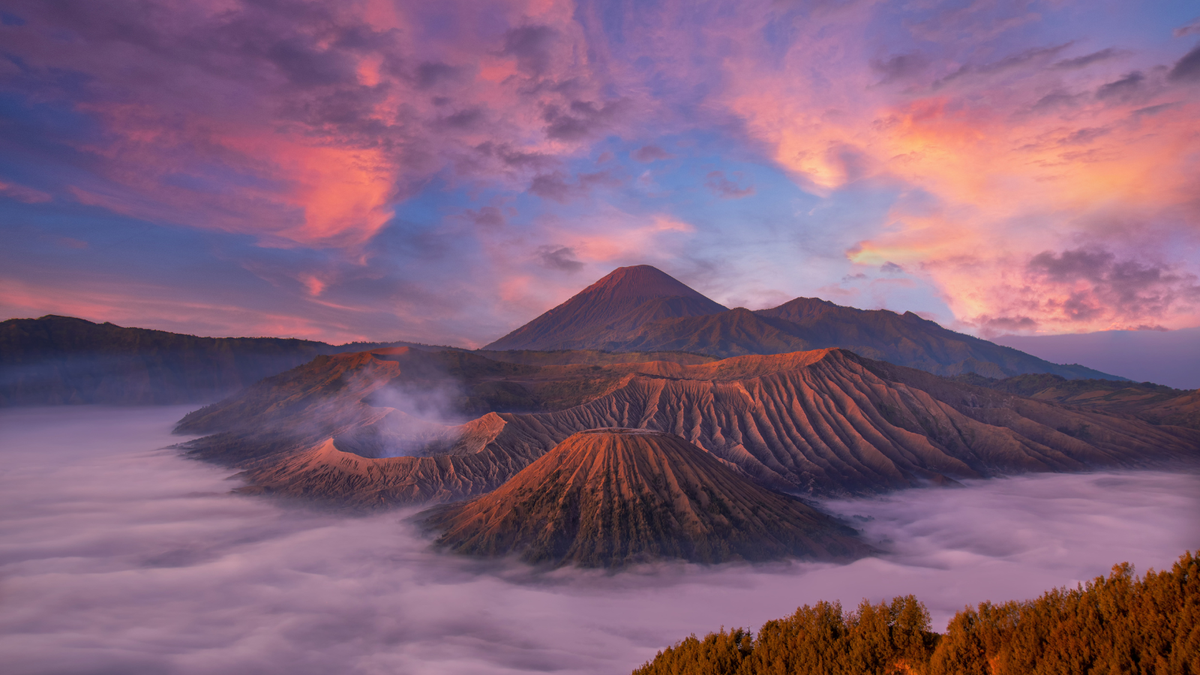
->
[755, 298, 1116, 380]
[0, 315, 425, 406]
[485, 265, 728, 350]
[420, 429, 873, 567]
[482, 266, 1121, 381]
[952, 373, 1200, 430]
[178, 347, 1199, 509]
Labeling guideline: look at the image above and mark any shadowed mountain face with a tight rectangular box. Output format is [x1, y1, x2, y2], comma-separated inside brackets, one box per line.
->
[484, 266, 1120, 381]
[177, 347, 1199, 510]
[952, 373, 1200, 430]
[485, 265, 729, 351]
[421, 429, 874, 568]
[0, 315, 425, 406]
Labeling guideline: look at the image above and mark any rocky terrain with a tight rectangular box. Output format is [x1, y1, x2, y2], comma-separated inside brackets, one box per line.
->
[176, 346, 1200, 510]
[954, 373, 1200, 430]
[421, 429, 874, 568]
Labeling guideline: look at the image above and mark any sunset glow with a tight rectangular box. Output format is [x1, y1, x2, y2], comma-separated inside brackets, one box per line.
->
[1, 0, 1198, 343]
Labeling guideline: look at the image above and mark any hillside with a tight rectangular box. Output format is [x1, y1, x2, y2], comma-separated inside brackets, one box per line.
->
[0, 315, 426, 406]
[176, 347, 1200, 509]
[632, 551, 1200, 675]
[483, 266, 1121, 381]
[953, 373, 1200, 430]
[421, 429, 873, 567]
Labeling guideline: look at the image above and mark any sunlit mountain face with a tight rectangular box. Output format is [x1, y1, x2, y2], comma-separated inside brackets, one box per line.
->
[2, 1, 1199, 346]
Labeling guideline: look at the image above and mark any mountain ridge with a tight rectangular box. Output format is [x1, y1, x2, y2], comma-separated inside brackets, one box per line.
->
[0, 315, 430, 406]
[176, 346, 1200, 510]
[484, 266, 1123, 382]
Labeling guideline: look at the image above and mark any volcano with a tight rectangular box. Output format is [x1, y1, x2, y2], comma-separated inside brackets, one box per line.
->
[420, 428, 873, 568]
[483, 265, 1120, 380]
[484, 265, 728, 351]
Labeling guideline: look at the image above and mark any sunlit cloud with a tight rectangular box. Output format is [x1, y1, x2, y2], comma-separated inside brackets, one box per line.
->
[2, 0, 1199, 341]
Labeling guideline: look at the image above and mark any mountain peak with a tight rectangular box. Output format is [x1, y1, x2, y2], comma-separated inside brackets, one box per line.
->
[484, 265, 727, 351]
[580, 265, 711, 301]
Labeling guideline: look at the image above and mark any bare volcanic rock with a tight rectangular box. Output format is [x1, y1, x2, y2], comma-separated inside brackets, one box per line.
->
[420, 429, 873, 568]
[183, 348, 1200, 510]
[485, 265, 727, 351]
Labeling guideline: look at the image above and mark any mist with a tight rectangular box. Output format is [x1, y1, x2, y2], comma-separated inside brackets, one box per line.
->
[1, 406, 1197, 675]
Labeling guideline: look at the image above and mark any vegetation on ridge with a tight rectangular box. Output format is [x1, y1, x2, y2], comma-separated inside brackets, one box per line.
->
[633, 550, 1200, 674]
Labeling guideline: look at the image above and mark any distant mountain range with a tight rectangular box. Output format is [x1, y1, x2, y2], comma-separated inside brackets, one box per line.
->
[486, 265, 1120, 381]
[0, 315, 428, 405]
[2, 267, 1141, 408]
[994, 327, 1200, 390]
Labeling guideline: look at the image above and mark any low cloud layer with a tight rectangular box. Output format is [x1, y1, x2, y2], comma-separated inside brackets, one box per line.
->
[1, 407, 1197, 674]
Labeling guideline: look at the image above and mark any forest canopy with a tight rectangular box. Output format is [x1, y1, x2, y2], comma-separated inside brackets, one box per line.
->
[633, 550, 1199, 675]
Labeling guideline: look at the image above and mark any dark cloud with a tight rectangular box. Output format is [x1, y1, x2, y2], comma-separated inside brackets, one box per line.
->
[1132, 102, 1179, 118]
[542, 99, 624, 141]
[870, 52, 929, 84]
[461, 206, 506, 229]
[1095, 71, 1145, 100]
[1030, 90, 1084, 112]
[1028, 247, 1200, 322]
[414, 61, 462, 89]
[704, 171, 755, 199]
[934, 43, 1072, 89]
[1052, 48, 1125, 70]
[1169, 44, 1200, 83]
[1, 407, 1195, 675]
[528, 170, 620, 203]
[632, 145, 672, 162]
[437, 107, 486, 130]
[475, 142, 554, 169]
[501, 25, 557, 76]
[1061, 126, 1110, 146]
[880, 261, 904, 274]
[536, 245, 584, 272]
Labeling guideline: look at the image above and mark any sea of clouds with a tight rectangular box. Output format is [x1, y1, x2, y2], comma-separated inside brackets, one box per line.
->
[1, 406, 1197, 675]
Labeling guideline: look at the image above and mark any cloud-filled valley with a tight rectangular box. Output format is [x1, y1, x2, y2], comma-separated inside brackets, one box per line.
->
[2, 405, 1196, 675]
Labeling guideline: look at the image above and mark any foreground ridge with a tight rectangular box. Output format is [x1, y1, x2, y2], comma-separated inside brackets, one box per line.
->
[420, 429, 874, 568]
[634, 550, 1200, 674]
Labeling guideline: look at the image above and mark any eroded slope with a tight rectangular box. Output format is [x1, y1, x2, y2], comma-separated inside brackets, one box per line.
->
[421, 429, 873, 567]
[178, 348, 1200, 509]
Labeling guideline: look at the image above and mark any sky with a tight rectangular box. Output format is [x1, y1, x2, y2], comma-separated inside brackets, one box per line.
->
[2, 405, 1197, 674]
[1, 0, 1199, 346]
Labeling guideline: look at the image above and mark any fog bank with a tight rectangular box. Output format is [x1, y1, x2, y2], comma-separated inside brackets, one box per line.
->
[1, 407, 1197, 675]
